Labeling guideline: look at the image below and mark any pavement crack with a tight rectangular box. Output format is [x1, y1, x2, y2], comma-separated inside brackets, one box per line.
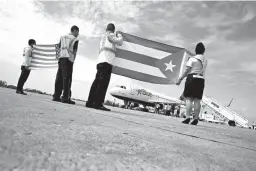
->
[87, 109, 256, 152]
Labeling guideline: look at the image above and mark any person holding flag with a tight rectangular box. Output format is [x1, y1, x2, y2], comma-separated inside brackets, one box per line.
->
[16, 39, 36, 95]
[252, 121, 256, 130]
[176, 42, 207, 125]
[52, 25, 79, 104]
[86, 23, 123, 111]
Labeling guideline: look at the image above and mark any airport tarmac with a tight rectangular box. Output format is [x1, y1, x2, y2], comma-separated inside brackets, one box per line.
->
[0, 87, 256, 171]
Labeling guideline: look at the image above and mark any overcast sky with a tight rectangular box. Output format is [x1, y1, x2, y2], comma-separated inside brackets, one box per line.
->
[0, 1, 255, 124]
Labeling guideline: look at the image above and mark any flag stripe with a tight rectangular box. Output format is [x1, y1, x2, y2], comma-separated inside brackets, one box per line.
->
[113, 58, 166, 78]
[117, 41, 171, 59]
[31, 56, 57, 61]
[112, 66, 170, 84]
[33, 52, 56, 57]
[30, 60, 57, 65]
[30, 61, 58, 66]
[116, 49, 158, 67]
[29, 65, 57, 69]
[29, 66, 57, 70]
[121, 32, 184, 53]
[33, 50, 57, 56]
[31, 58, 58, 64]
[32, 54, 56, 59]
[179, 50, 187, 78]
[35, 44, 57, 47]
[33, 46, 57, 51]
[33, 47, 57, 53]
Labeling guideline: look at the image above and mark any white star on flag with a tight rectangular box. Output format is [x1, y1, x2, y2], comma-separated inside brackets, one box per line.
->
[165, 60, 176, 72]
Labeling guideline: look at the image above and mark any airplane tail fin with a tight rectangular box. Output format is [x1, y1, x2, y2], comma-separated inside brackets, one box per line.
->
[227, 98, 233, 107]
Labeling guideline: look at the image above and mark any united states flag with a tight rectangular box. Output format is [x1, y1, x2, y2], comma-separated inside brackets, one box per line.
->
[29, 44, 59, 70]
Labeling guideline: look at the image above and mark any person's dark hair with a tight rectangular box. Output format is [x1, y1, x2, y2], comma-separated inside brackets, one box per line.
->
[195, 42, 205, 55]
[28, 39, 36, 46]
[106, 23, 115, 32]
[71, 25, 79, 32]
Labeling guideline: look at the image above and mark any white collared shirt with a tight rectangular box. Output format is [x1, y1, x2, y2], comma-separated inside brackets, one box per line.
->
[186, 54, 207, 78]
[97, 32, 123, 65]
[22, 46, 32, 66]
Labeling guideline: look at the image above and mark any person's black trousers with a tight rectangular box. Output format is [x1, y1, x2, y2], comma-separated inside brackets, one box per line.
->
[53, 58, 73, 100]
[17, 66, 31, 91]
[87, 62, 112, 107]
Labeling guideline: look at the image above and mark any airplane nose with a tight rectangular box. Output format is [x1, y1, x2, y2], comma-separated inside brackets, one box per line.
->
[108, 87, 116, 95]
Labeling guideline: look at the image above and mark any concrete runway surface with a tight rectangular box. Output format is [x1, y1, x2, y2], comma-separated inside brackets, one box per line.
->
[0, 87, 256, 171]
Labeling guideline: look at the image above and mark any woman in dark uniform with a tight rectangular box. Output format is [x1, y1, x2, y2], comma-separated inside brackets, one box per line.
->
[176, 42, 207, 125]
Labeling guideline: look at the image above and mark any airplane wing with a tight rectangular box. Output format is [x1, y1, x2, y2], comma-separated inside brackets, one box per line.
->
[140, 88, 185, 105]
[147, 97, 185, 105]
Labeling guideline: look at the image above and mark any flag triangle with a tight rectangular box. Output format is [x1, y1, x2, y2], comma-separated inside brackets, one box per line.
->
[155, 49, 185, 83]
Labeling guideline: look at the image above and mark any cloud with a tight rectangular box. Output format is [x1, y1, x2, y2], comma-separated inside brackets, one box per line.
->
[240, 62, 256, 73]
[39, 1, 148, 36]
[226, 17, 256, 42]
[0, 1, 65, 66]
[213, 68, 256, 88]
[242, 5, 256, 22]
[149, 34, 186, 48]
[189, 2, 256, 43]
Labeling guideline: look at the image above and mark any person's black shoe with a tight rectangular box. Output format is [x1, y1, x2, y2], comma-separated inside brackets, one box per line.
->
[85, 102, 95, 108]
[182, 118, 191, 124]
[95, 105, 111, 111]
[60, 97, 75, 104]
[61, 98, 75, 105]
[68, 99, 75, 105]
[61, 98, 69, 103]
[52, 98, 61, 102]
[16, 90, 27, 95]
[191, 119, 199, 125]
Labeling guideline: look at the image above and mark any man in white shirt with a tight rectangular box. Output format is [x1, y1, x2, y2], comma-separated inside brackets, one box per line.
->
[252, 121, 256, 129]
[86, 23, 123, 111]
[52, 25, 79, 104]
[16, 39, 36, 95]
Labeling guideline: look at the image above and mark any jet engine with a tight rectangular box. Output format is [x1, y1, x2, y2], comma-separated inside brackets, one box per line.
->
[158, 103, 164, 110]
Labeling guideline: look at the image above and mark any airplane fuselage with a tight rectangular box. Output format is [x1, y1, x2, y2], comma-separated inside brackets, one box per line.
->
[109, 86, 184, 108]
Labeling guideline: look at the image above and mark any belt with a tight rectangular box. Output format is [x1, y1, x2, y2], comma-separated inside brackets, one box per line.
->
[188, 73, 204, 79]
[193, 75, 204, 79]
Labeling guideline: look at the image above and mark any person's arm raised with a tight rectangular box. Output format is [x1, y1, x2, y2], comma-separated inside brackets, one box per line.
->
[107, 32, 123, 46]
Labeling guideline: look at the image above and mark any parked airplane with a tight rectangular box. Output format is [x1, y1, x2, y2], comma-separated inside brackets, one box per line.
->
[109, 85, 185, 111]
[109, 85, 249, 128]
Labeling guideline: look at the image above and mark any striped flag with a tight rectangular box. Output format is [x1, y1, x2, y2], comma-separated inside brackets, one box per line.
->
[29, 44, 59, 70]
[113, 32, 192, 84]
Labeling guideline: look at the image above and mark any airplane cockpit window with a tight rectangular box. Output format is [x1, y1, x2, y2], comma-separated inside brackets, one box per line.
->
[120, 86, 126, 89]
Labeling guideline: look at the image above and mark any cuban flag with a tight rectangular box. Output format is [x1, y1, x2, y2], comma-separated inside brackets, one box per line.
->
[112, 32, 193, 84]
